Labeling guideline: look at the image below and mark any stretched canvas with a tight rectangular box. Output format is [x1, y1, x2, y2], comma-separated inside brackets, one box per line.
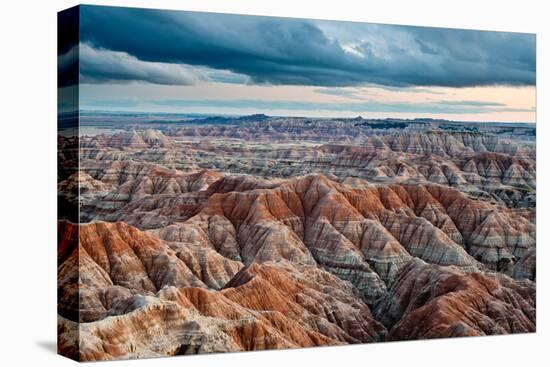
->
[57, 5, 536, 362]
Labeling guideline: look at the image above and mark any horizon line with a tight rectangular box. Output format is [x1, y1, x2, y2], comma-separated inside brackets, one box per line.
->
[67, 109, 536, 125]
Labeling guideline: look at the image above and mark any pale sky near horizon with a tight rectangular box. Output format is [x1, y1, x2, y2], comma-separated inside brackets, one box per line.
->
[59, 6, 536, 123]
[78, 82, 535, 122]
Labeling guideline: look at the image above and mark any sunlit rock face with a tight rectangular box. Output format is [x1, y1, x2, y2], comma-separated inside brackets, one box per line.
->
[59, 116, 536, 361]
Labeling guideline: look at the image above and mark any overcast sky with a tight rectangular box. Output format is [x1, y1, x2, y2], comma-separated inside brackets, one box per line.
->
[59, 5, 536, 122]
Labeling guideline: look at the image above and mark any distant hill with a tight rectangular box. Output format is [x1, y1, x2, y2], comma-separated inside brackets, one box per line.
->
[189, 113, 270, 125]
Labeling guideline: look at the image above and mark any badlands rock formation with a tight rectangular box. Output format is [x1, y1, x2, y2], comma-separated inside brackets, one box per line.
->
[59, 116, 536, 360]
[374, 259, 535, 339]
[58, 221, 385, 360]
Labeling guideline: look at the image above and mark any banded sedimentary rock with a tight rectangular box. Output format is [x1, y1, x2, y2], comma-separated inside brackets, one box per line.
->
[60, 120, 536, 361]
[374, 259, 535, 339]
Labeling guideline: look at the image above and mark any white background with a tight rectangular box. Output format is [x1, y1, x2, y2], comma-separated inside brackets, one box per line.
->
[0, 0, 546, 365]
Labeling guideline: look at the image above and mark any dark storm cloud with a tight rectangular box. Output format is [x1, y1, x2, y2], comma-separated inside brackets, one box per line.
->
[58, 6, 79, 87]
[78, 5, 536, 87]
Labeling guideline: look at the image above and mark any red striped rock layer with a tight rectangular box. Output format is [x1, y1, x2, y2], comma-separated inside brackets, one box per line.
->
[77, 160, 220, 221]
[58, 221, 385, 361]
[144, 174, 534, 280]
[58, 219, 535, 361]
[59, 173, 536, 360]
[374, 259, 535, 339]
[77, 130, 536, 210]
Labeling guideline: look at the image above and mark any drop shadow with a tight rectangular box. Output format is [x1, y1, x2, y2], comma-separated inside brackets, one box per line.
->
[36, 340, 57, 355]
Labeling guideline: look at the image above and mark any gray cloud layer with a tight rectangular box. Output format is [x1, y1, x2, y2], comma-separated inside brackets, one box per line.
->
[78, 5, 535, 87]
[81, 98, 533, 115]
[79, 43, 204, 85]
